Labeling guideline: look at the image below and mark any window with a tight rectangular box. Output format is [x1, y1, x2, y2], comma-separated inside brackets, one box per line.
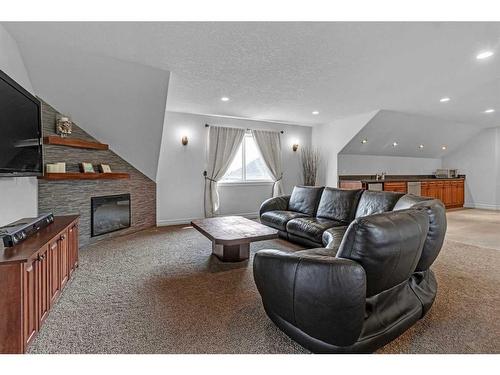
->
[221, 132, 273, 183]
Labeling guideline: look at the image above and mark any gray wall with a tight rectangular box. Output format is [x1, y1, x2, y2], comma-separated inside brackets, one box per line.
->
[338, 154, 442, 175]
[156, 111, 312, 225]
[0, 25, 38, 226]
[15, 40, 170, 181]
[442, 127, 499, 210]
[312, 111, 378, 187]
[38, 101, 156, 246]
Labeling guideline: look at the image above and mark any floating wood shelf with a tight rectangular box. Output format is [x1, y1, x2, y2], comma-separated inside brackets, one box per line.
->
[39, 172, 130, 181]
[43, 135, 109, 150]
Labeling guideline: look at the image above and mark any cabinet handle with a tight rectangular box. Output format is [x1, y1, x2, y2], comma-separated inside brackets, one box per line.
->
[38, 254, 46, 261]
[61, 235, 66, 240]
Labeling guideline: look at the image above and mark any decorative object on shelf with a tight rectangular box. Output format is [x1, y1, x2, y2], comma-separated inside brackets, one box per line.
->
[292, 143, 299, 152]
[300, 147, 320, 186]
[79, 162, 95, 173]
[45, 162, 66, 173]
[181, 136, 188, 146]
[97, 164, 112, 173]
[55, 116, 73, 137]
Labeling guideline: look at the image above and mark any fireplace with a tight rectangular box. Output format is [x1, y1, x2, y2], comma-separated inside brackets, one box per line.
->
[91, 194, 131, 237]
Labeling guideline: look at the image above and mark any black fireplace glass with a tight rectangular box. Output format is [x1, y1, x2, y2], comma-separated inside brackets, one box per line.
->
[91, 194, 131, 237]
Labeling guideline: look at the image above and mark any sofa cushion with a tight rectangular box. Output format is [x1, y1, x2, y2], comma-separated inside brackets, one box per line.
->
[288, 186, 324, 215]
[355, 190, 404, 218]
[260, 210, 308, 231]
[317, 188, 363, 222]
[286, 217, 344, 244]
[322, 225, 348, 249]
[337, 209, 429, 297]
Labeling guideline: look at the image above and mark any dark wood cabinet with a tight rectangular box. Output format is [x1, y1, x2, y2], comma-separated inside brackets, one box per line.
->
[59, 233, 69, 289]
[383, 182, 407, 193]
[23, 260, 38, 349]
[38, 246, 50, 326]
[339, 180, 363, 190]
[421, 179, 464, 208]
[48, 239, 61, 306]
[0, 216, 79, 353]
[68, 223, 79, 277]
[340, 177, 465, 209]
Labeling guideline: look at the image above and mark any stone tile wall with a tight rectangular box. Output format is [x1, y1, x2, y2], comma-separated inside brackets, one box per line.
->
[38, 100, 156, 246]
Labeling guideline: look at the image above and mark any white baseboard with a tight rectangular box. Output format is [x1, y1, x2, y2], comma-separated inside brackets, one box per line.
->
[464, 203, 500, 210]
[156, 211, 259, 227]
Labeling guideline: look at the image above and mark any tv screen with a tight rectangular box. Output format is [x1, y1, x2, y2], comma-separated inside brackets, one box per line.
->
[0, 70, 42, 177]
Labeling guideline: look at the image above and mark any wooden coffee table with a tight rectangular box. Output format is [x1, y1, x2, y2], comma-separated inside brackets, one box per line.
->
[191, 216, 278, 262]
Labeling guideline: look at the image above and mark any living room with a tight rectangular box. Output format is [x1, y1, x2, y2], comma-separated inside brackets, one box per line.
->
[1, 1, 499, 373]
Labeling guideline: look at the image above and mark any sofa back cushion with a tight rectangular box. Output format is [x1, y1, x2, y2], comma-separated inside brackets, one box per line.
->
[316, 188, 363, 223]
[355, 190, 404, 218]
[337, 209, 429, 297]
[393, 196, 447, 272]
[409, 200, 447, 272]
[288, 186, 324, 215]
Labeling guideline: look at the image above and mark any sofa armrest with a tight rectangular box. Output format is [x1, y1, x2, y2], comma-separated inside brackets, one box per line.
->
[322, 226, 348, 249]
[253, 249, 366, 347]
[259, 195, 291, 217]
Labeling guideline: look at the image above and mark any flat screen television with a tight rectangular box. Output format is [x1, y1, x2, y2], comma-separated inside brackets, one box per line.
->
[0, 70, 43, 177]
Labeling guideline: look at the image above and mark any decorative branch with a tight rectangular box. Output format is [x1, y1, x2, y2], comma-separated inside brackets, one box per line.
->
[300, 147, 320, 186]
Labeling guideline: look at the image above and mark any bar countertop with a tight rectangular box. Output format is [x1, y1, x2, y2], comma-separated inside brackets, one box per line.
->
[338, 174, 466, 183]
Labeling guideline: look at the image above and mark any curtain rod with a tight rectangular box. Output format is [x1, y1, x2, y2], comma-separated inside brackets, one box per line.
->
[205, 123, 284, 134]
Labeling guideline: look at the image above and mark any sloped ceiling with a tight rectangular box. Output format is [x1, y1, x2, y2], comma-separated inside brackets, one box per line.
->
[3, 22, 500, 171]
[4, 22, 500, 129]
[340, 110, 482, 158]
[6, 33, 170, 181]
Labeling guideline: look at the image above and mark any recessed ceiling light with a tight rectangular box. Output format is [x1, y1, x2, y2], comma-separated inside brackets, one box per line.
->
[476, 51, 494, 60]
[419, 144, 424, 149]
[361, 139, 368, 144]
[484, 108, 495, 113]
[221, 97, 230, 102]
[312, 111, 319, 115]
[440, 97, 451, 103]
[442, 145, 447, 150]
[392, 142, 398, 147]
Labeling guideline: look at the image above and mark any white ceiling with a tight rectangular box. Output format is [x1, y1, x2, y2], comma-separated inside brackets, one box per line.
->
[340, 110, 482, 158]
[19, 46, 170, 180]
[4, 22, 500, 128]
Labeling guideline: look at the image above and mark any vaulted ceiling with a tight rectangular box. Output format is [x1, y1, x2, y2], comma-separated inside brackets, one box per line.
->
[3, 22, 500, 165]
[5, 22, 500, 128]
[340, 110, 482, 158]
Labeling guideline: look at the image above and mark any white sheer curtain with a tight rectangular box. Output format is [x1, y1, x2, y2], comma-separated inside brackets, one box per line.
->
[252, 129, 284, 197]
[204, 125, 245, 217]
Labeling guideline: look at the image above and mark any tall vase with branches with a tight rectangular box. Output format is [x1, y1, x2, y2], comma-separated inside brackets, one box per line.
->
[300, 147, 320, 186]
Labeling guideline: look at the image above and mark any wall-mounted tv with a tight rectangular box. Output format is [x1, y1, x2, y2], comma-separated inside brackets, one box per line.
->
[0, 70, 43, 177]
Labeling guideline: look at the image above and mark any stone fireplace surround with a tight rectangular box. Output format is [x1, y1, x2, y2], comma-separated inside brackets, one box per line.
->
[38, 100, 156, 246]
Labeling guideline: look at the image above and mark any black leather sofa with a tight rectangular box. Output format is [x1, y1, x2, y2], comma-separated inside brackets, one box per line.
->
[254, 186, 446, 353]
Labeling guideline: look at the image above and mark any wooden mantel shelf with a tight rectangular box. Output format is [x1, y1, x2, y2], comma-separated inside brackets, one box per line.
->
[39, 172, 130, 180]
[43, 135, 109, 150]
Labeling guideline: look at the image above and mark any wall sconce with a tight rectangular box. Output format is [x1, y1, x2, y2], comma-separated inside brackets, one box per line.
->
[292, 144, 299, 152]
[181, 136, 188, 146]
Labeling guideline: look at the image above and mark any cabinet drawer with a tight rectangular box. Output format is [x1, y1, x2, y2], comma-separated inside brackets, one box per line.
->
[383, 182, 407, 193]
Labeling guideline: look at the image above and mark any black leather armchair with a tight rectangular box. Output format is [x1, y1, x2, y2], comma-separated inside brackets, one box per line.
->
[255, 187, 447, 353]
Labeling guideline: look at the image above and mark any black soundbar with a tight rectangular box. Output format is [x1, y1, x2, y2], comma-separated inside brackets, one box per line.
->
[0, 213, 54, 247]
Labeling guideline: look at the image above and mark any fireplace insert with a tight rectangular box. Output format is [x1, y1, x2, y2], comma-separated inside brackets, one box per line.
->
[91, 193, 131, 237]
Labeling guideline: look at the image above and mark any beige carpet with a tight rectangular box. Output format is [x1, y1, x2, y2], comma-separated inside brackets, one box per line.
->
[28, 223, 500, 354]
